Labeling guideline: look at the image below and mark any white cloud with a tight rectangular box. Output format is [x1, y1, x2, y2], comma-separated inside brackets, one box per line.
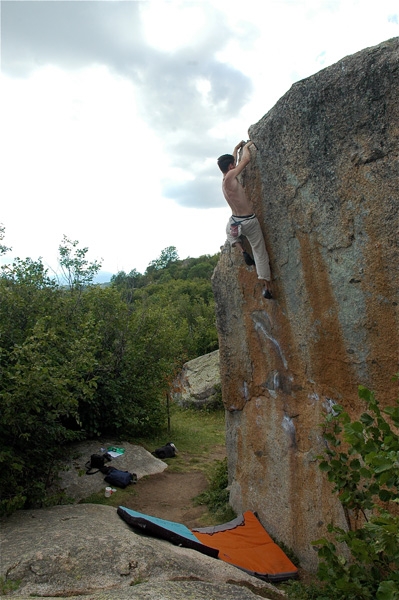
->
[1, 0, 398, 277]
[140, 2, 208, 52]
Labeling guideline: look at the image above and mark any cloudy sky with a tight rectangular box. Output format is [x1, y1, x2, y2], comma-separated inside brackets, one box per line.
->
[1, 1, 398, 280]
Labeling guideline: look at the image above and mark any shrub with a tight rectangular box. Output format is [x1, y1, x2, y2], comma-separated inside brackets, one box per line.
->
[195, 457, 236, 522]
[311, 385, 399, 600]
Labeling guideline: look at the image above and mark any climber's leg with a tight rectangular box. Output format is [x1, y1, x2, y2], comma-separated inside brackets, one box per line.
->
[241, 218, 272, 295]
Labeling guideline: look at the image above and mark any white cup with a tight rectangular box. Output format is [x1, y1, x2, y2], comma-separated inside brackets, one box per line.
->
[105, 487, 112, 498]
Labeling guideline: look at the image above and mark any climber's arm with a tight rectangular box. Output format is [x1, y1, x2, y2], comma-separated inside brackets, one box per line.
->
[232, 140, 245, 164]
[231, 141, 256, 177]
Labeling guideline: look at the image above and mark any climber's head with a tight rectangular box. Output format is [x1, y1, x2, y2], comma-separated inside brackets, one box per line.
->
[217, 154, 235, 174]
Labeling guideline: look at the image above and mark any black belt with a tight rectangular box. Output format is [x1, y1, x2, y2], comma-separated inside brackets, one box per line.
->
[231, 214, 256, 224]
[232, 214, 255, 218]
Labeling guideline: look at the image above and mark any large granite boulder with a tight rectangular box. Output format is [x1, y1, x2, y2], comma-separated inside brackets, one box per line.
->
[0, 504, 282, 599]
[171, 350, 221, 409]
[212, 37, 399, 571]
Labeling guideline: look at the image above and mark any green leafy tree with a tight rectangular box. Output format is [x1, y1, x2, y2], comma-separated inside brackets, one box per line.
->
[0, 242, 220, 514]
[111, 253, 219, 359]
[110, 268, 144, 302]
[133, 278, 218, 360]
[311, 385, 399, 600]
[58, 235, 102, 289]
[146, 246, 179, 273]
[0, 223, 11, 255]
[0, 312, 95, 514]
[0, 257, 57, 350]
[72, 286, 169, 437]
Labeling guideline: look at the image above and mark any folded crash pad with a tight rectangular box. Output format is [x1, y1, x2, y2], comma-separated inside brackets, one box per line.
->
[118, 507, 297, 582]
[192, 511, 298, 582]
[117, 506, 218, 558]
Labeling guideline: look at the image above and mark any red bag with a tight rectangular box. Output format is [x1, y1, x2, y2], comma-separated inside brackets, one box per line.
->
[230, 224, 239, 237]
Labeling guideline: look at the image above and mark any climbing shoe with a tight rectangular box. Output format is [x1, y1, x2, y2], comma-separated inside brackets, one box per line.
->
[262, 288, 273, 299]
[243, 251, 255, 266]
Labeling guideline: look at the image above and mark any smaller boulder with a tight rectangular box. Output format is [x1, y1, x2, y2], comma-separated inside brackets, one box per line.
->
[55, 440, 167, 502]
[171, 350, 221, 409]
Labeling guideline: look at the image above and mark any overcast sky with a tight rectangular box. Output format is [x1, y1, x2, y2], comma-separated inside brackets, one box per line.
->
[1, 1, 398, 279]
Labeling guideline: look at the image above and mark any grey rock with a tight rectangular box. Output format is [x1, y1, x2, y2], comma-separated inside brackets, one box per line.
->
[0, 504, 282, 599]
[212, 37, 399, 571]
[56, 440, 167, 502]
[171, 350, 221, 409]
[8, 582, 277, 600]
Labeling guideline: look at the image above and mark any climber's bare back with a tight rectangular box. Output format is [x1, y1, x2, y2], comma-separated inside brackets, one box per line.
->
[222, 172, 253, 216]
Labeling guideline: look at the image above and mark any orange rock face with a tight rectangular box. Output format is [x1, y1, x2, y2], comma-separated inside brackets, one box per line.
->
[212, 38, 399, 571]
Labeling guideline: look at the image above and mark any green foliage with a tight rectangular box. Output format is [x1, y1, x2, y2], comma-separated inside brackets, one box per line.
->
[146, 246, 179, 272]
[195, 458, 229, 510]
[134, 278, 218, 359]
[110, 268, 143, 302]
[0, 575, 21, 595]
[0, 304, 95, 512]
[0, 240, 220, 515]
[112, 250, 219, 290]
[311, 385, 399, 600]
[111, 251, 219, 359]
[58, 235, 102, 289]
[195, 457, 235, 522]
[0, 223, 11, 256]
[283, 580, 330, 600]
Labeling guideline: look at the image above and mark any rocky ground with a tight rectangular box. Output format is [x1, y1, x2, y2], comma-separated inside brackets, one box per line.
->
[122, 444, 227, 528]
[1, 440, 288, 599]
[56, 438, 226, 528]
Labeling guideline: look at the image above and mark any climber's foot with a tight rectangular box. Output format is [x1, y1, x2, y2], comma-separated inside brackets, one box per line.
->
[262, 286, 273, 300]
[242, 251, 255, 266]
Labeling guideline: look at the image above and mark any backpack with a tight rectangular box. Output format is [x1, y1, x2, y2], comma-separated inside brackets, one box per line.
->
[85, 453, 112, 475]
[104, 467, 137, 489]
[152, 442, 178, 459]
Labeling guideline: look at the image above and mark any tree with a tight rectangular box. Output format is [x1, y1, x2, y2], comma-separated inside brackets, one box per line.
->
[0, 223, 11, 256]
[58, 235, 102, 289]
[110, 268, 144, 301]
[0, 257, 57, 350]
[312, 385, 399, 600]
[146, 246, 179, 273]
[0, 242, 220, 515]
[0, 292, 94, 514]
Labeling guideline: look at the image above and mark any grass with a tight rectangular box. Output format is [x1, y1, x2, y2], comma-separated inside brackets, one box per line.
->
[133, 405, 226, 474]
[79, 485, 137, 507]
[0, 576, 21, 595]
[194, 457, 237, 524]
[80, 406, 228, 515]
[78, 406, 325, 594]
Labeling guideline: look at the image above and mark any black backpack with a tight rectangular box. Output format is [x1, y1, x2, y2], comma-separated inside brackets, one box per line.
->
[152, 442, 178, 459]
[85, 453, 111, 474]
[104, 467, 137, 488]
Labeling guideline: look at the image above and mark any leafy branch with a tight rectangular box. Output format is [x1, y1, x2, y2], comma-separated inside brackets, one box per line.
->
[311, 384, 399, 600]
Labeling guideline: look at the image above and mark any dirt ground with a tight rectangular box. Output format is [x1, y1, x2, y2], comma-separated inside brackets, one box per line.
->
[116, 445, 316, 586]
[121, 445, 226, 529]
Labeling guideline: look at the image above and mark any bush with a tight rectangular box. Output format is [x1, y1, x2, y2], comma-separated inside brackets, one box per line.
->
[195, 458, 236, 522]
[0, 240, 220, 515]
[311, 384, 399, 600]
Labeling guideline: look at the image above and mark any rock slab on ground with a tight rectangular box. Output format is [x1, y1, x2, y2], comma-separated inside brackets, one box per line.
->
[57, 440, 167, 502]
[0, 504, 283, 599]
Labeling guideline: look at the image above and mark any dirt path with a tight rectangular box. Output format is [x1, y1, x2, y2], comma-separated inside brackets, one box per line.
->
[122, 445, 226, 529]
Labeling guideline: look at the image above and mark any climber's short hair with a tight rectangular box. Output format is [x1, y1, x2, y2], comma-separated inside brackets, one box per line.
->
[217, 154, 235, 174]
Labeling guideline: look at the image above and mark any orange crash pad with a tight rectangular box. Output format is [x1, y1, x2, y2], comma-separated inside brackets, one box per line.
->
[192, 510, 298, 582]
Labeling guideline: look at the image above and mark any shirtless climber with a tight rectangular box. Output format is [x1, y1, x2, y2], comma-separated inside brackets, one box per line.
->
[217, 140, 273, 299]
